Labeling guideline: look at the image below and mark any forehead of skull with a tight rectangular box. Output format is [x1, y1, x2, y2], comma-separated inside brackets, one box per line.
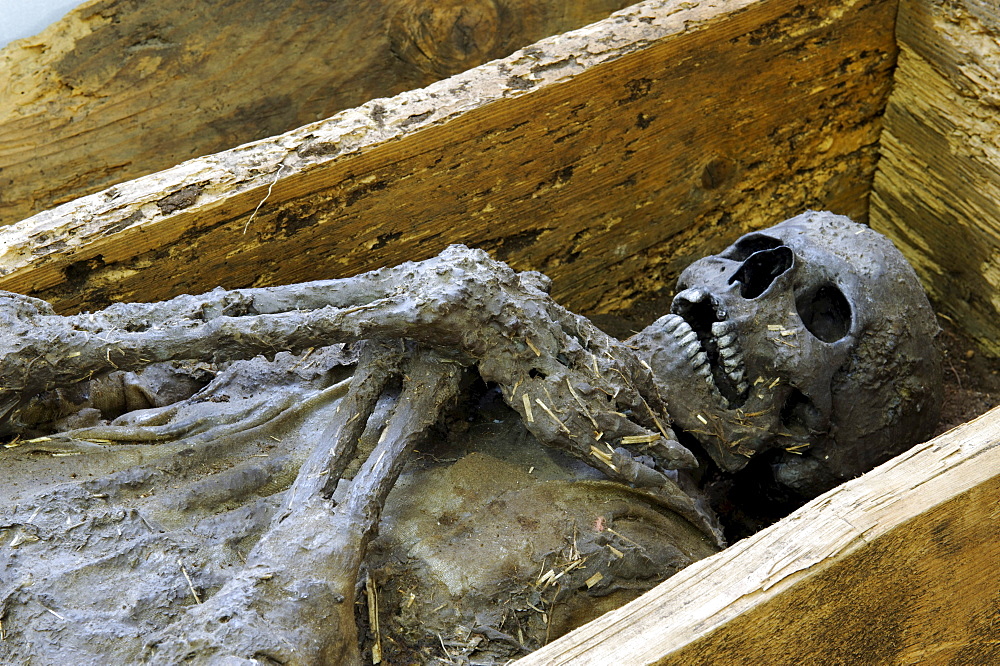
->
[674, 211, 934, 343]
[722, 211, 908, 283]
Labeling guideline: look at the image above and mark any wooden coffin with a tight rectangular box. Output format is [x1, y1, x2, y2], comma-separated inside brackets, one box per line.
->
[1, 0, 998, 662]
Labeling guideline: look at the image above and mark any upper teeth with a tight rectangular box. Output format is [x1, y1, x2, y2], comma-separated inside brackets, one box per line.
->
[660, 314, 686, 335]
[660, 315, 749, 403]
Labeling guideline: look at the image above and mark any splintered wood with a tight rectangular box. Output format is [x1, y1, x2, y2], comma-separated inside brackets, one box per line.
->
[0, 0, 896, 322]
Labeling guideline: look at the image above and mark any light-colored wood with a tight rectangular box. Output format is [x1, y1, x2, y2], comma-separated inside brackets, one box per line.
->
[0, 0, 633, 226]
[3, 1, 1000, 663]
[517, 405, 1000, 665]
[870, 0, 1000, 355]
[0, 0, 897, 319]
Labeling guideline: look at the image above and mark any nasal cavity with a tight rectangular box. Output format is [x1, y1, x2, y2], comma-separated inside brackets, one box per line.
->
[729, 246, 793, 298]
[671, 288, 721, 336]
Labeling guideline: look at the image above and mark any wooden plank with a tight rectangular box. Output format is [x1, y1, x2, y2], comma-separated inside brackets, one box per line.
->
[0, 0, 634, 225]
[870, 0, 1000, 355]
[516, 405, 1000, 665]
[0, 0, 897, 319]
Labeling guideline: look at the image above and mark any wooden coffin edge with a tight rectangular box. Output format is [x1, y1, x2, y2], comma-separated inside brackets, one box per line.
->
[0, 0, 896, 317]
[0, 0, 728, 292]
[0, 0, 636, 226]
[517, 405, 1000, 664]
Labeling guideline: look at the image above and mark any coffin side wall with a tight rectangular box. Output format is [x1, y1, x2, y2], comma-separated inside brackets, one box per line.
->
[870, 0, 1000, 355]
[0, 0, 897, 323]
[0, 0, 634, 226]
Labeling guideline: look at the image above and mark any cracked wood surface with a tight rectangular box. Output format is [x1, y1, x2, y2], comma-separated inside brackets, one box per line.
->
[3, 1, 1000, 662]
[870, 0, 1000, 356]
[516, 404, 1000, 665]
[0, 0, 897, 322]
[0, 0, 634, 226]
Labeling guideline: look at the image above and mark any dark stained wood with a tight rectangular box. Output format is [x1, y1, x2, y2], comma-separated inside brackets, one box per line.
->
[870, 0, 1000, 355]
[0, 0, 633, 225]
[4, 1, 1000, 664]
[0, 0, 897, 324]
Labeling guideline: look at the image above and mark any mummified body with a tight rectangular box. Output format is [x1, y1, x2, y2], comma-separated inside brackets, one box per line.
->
[0, 212, 940, 664]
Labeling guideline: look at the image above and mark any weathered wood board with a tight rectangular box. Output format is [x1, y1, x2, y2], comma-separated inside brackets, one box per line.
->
[870, 0, 1000, 356]
[0, 0, 634, 226]
[2, 0, 1000, 663]
[517, 405, 1000, 665]
[0, 0, 897, 323]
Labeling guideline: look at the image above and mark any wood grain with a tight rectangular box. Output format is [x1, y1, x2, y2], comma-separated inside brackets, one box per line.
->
[870, 0, 1000, 355]
[4, 3, 998, 662]
[0, 0, 897, 322]
[0, 0, 632, 225]
[516, 405, 1000, 665]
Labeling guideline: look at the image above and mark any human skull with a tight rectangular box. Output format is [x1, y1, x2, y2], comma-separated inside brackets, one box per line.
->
[631, 211, 942, 496]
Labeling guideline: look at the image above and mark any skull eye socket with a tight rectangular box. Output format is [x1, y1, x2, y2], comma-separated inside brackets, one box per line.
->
[796, 282, 851, 342]
[728, 246, 793, 299]
[722, 234, 783, 261]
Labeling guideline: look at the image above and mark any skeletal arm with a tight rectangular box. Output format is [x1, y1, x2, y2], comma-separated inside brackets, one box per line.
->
[1, 246, 705, 521]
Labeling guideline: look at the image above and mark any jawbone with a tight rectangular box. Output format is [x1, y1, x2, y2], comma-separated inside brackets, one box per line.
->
[629, 312, 795, 473]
